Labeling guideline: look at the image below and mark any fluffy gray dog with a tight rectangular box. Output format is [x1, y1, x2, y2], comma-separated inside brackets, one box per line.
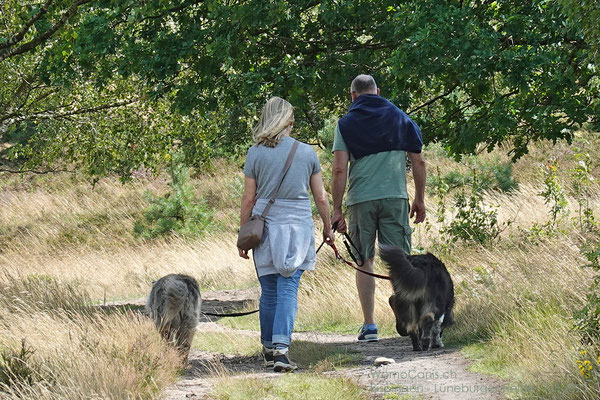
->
[146, 274, 201, 359]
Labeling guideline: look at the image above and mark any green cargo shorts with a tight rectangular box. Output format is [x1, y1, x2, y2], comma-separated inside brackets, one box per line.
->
[347, 198, 412, 260]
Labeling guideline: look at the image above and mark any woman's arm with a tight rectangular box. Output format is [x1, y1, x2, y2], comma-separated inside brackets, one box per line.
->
[238, 176, 257, 259]
[309, 172, 334, 243]
[240, 176, 257, 225]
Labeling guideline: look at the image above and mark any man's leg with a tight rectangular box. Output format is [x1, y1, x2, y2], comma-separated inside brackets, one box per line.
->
[356, 257, 376, 324]
[378, 198, 412, 254]
[347, 201, 378, 335]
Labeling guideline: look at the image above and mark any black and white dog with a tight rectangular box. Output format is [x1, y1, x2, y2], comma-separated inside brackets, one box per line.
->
[146, 274, 201, 359]
[380, 247, 454, 351]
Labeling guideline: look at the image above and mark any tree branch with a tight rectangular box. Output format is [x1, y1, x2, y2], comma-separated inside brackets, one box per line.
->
[0, 0, 55, 51]
[0, 166, 74, 174]
[1, 98, 136, 128]
[0, 0, 93, 63]
[407, 83, 459, 115]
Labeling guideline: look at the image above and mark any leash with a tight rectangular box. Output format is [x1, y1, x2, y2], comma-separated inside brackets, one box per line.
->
[202, 309, 259, 317]
[317, 221, 391, 281]
[316, 221, 364, 265]
[218, 222, 390, 318]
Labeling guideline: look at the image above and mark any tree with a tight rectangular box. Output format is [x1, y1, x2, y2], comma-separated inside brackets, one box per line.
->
[560, 0, 600, 62]
[2, 0, 599, 178]
[0, 0, 144, 175]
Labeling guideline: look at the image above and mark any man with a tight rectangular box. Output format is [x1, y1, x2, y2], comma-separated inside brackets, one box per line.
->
[331, 74, 426, 342]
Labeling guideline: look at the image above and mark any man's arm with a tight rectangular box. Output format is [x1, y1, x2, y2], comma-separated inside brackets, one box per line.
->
[408, 151, 426, 223]
[331, 150, 349, 232]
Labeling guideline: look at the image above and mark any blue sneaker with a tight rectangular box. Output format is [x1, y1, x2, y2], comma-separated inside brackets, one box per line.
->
[357, 324, 378, 342]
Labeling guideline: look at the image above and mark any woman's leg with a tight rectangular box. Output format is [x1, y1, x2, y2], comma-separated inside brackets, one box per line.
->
[272, 269, 304, 348]
[258, 273, 278, 348]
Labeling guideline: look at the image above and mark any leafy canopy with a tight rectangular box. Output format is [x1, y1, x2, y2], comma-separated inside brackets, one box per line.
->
[1, 0, 599, 177]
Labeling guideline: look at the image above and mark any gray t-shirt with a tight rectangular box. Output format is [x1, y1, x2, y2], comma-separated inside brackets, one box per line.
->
[243, 136, 322, 200]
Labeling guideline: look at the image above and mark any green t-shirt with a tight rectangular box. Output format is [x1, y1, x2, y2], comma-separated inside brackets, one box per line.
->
[332, 125, 408, 206]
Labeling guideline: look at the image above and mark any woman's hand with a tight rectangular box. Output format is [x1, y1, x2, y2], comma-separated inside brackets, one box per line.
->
[322, 227, 335, 244]
[238, 247, 249, 259]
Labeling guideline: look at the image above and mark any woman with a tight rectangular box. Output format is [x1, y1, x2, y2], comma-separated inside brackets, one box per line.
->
[238, 96, 333, 372]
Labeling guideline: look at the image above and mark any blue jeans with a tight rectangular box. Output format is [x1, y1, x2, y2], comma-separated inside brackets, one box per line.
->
[258, 269, 303, 348]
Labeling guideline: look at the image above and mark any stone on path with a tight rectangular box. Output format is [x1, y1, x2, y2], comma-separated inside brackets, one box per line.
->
[374, 357, 396, 367]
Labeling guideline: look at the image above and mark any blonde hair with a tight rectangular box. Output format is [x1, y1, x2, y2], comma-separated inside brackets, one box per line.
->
[252, 97, 294, 147]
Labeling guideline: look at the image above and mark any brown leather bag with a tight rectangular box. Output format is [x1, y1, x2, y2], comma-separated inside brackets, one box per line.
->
[236, 141, 299, 251]
[236, 214, 265, 251]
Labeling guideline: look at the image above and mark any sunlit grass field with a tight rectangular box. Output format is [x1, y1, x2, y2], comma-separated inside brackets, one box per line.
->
[1, 134, 599, 398]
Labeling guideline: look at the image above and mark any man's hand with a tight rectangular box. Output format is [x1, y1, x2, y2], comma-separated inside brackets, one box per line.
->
[238, 247, 249, 259]
[331, 210, 347, 233]
[410, 199, 426, 224]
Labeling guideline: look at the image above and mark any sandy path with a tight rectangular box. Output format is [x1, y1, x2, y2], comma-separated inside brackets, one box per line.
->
[153, 289, 505, 400]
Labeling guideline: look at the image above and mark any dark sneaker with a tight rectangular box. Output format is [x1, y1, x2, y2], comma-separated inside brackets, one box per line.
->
[357, 324, 379, 342]
[273, 349, 298, 372]
[262, 346, 274, 368]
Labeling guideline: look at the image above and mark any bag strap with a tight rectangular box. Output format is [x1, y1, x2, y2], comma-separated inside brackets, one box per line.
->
[259, 140, 299, 218]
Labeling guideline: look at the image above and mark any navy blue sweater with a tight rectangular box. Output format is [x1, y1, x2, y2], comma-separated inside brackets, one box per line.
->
[338, 94, 422, 159]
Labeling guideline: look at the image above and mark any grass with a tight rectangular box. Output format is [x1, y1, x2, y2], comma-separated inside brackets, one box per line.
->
[212, 374, 369, 400]
[1, 132, 600, 398]
[382, 393, 425, 400]
[290, 341, 362, 372]
[191, 331, 361, 372]
[192, 331, 261, 357]
[0, 236, 258, 300]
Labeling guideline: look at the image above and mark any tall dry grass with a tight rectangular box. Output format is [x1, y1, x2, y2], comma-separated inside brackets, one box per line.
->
[0, 237, 257, 300]
[0, 274, 181, 399]
[446, 232, 600, 400]
[0, 165, 254, 300]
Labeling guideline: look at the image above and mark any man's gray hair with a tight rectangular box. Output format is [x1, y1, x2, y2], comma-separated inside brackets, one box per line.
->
[351, 74, 377, 94]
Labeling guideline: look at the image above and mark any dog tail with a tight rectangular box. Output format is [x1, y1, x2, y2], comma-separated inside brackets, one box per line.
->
[146, 276, 191, 331]
[161, 278, 190, 326]
[380, 245, 426, 292]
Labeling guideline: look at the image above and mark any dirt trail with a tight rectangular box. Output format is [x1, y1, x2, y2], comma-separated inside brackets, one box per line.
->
[145, 288, 506, 400]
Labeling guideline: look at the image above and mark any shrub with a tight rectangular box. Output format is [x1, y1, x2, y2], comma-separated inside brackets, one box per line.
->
[442, 190, 501, 245]
[133, 151, 214, 239]
[427, 157, 518, 196]
[0, 340, 46, 392]
[569, 140, 596, 231]
[540, 159, 569, 226]
[436, 169, 504, 245]
[574, 243, 600, 344]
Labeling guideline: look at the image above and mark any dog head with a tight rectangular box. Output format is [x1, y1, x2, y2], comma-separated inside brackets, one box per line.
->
[388, 293, 448, 351]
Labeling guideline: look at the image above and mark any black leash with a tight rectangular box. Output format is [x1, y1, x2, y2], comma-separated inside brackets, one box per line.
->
[317, 221, 390, 280]
[217, 222, 383, 318]
[317, 221, 364, 266]
[202, 309, 259, 317]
